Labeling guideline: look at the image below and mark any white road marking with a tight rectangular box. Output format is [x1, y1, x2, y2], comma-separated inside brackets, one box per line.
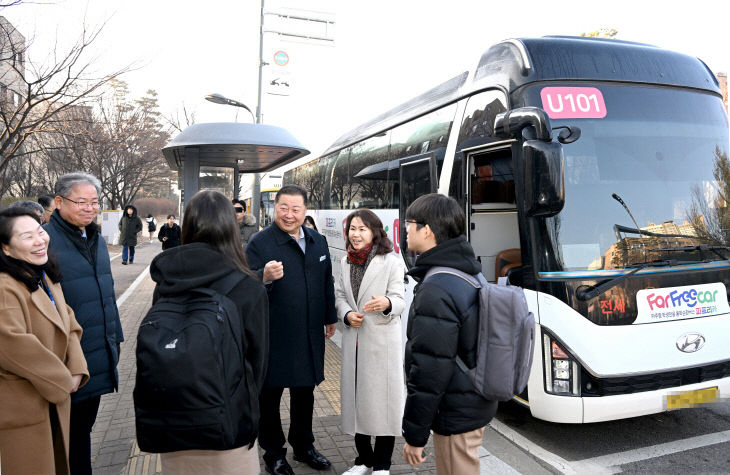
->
[575, 428, 730, 470]
[489, 418, 613, 474]
[116, 265, 150, 309]
[479, 445, 521, 474]
[110, 252, 122, 261]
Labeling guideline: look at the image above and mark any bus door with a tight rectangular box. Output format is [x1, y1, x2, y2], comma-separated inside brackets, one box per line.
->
[467, 145, 521, 282]
[398, 152, 438, 268]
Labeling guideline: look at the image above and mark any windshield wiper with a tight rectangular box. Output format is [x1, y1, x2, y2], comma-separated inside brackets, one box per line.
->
[612, 224, 695, 240]
[575, 259, 701, 301]
[646, 244, 730, 260]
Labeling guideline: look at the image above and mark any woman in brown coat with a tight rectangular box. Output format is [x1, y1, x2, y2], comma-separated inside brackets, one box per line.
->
[0, 207, 89, 474]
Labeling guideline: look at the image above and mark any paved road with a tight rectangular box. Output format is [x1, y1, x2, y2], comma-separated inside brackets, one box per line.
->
[492, 386, 730, 473]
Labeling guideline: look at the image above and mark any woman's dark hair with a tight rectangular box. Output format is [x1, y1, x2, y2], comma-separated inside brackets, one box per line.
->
[181, 190, 256, 278]
[405, 193, 465, 244]
[344, 208, 392, 255]
[275, 185, 307, 205]
[303, 215, 318, 231]
[0, 207, 62, 290]
[167, 214, 176, 220]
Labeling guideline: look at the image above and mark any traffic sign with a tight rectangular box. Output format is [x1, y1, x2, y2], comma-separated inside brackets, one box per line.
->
[273, 50, 289, 66]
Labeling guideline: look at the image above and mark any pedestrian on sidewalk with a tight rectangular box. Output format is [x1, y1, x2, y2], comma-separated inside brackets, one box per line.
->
[401, 194, 497, 475]
[232, 199, 258, 251]
[157, 214, 181, 250]
[144, 190, 268, 475]
[119, 205, 143, 264]
[335, 209, 405, 475]
[44, 172, 124, 475]
[0, 208, 89, 475]
[38, 195, 56, 224]
[146, 214, 157, 242]
[245, 185, 337, 475]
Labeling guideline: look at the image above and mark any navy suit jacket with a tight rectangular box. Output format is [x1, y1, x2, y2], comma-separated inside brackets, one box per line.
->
[245, 223, 336, 388]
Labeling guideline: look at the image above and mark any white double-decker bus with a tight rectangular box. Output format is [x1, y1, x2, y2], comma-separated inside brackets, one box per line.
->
[283, 36, 730, 423]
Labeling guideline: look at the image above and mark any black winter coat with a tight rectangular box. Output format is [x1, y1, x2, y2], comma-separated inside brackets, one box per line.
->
[150, 242, 269, 446]
[157, 222, 181, 250]
[402, 236, 497, 447]
[118, 206, 143, 247]
[44, 211, 124, 402]
[245, 223, 337, 388]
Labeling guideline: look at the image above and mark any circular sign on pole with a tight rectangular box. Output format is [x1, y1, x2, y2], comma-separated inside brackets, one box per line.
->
[273, 50, 289, 66]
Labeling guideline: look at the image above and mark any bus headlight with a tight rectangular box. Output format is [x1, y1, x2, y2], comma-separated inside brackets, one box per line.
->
[543, 333, 580, 396]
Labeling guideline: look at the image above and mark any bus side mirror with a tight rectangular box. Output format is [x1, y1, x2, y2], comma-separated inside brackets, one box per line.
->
[523, 140, 564, 217]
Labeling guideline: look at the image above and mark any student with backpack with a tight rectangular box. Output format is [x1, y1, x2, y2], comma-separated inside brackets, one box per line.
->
[134, 190, 268, 475]
[401, 193, 498, 475]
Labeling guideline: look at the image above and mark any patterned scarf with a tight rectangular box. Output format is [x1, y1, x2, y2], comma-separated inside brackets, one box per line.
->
[347, 244, 372, 265]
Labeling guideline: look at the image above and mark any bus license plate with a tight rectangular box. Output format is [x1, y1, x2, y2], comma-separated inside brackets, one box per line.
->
[665, 386, 718, 410]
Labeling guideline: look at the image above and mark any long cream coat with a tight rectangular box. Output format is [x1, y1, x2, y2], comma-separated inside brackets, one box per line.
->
[335, 253, 406, 436]
[0, 273, 89, 475]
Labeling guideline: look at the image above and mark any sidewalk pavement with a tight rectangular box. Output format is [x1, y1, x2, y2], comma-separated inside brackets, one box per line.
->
[90, 240, 539, 474]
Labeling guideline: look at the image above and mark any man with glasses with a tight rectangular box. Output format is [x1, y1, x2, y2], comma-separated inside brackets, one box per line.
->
[245, 185, 337, 475]
[44, 172, 124, 475]
[232, 198, 258, 250]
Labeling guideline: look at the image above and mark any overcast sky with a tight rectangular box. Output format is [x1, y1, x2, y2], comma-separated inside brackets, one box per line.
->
[5, 0, 730, 164]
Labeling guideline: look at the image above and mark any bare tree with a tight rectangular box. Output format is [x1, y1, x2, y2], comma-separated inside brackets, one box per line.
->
[0, 15, 129, 196]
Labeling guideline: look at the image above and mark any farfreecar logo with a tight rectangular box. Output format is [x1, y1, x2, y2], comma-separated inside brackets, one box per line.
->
[645, 288, 718, 311]
[635, 283, 729, 325]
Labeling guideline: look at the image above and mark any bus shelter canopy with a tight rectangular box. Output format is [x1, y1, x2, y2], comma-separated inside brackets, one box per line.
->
[162, 122, 310, 173]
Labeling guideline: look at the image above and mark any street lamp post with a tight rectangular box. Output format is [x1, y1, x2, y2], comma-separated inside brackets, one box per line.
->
[204, 92, 262, 223]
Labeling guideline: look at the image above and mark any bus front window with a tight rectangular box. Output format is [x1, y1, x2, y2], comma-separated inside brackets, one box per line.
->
[526, 85, 730, 272]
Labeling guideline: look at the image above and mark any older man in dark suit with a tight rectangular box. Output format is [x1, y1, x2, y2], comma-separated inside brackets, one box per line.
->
[245, 184, 337, 475]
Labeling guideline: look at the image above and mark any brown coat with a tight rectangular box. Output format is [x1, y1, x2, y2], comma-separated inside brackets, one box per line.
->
[0, 273, 89, 475]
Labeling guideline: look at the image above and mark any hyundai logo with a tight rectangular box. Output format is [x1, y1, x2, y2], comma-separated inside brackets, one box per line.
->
[676, 333, 706, 353]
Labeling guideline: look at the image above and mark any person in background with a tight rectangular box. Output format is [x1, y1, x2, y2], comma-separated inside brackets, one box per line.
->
[401, 194, 496, 475]
[38, 195, 56, 224]
[157, 214, 181, 250]
[0, 207, 89, 474]
[303, 215, 318, 232]
[146, 214, 157, 242]
[245, 185, 337, 475]
[118, 205, 143, 265]
[147, 190, 268, 475]
[335, 209, 405, 475]
[232, 199, 258, 251]
[8, 200, 44, 221]
[44, 172, 124, 475]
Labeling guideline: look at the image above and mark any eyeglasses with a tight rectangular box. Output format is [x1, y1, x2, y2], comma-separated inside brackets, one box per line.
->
[234, 207, 245, 213]
[61, 196, 100, 209]
[404, 219, 424, 226]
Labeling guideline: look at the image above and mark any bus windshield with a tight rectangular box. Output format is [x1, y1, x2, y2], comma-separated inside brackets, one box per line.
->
[531, 84, 729, 271]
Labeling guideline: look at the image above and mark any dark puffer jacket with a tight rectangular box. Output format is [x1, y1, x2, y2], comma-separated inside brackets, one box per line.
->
[44, 211, 124, 401]
[150, 242, 269, 446]
[402, 236, 497, 447]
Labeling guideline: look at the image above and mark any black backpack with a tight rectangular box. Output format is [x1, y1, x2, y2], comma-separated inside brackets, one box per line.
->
[134, 273, 256, 453]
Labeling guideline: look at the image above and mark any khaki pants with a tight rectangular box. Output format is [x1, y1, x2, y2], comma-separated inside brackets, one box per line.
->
[432, 427, 484, 475]
[160, 440, 260, 475]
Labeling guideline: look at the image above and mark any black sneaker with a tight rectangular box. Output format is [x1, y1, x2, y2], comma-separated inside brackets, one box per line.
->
[121, 261, 127, 265]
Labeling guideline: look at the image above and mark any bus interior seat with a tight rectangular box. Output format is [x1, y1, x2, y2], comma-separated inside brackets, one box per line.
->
[496, 248, 522, 279]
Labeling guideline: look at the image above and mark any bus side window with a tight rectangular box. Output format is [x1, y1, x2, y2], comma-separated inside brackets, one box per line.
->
[471, 151, 515, 205]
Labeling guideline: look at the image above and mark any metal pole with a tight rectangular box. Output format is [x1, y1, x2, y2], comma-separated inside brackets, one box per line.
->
[251, 0, 265, 226]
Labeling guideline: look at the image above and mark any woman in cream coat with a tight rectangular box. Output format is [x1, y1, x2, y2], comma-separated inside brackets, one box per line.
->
[0, 208, 89, 474]
[335, 209, 405, 475]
